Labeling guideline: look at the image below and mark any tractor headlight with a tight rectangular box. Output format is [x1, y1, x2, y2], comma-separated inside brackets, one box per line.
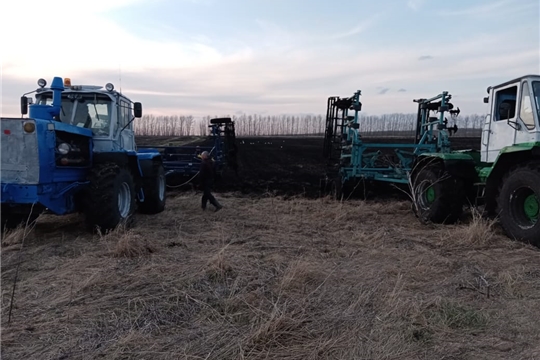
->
[37, 78, 47, 88]
[23, 121, 36, 133]
[105, 83, 114, 91]
[57, 142, 71, 155]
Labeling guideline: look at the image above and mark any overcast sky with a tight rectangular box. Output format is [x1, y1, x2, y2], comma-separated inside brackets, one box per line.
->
[1, 0, 539, 118]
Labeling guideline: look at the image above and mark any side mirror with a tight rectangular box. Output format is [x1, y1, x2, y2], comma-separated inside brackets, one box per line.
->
[20, 96, 28, 115]
[133, 102, 142, 118]
[483, 97, 489, 104]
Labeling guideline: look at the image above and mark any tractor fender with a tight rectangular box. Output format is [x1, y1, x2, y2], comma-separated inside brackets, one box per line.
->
[484, 145, 540, 213]
[135, 149, 163, 177]
[411, 153, 477, 182]
[136, 155, 163, 178]
[487, 144, 540, 184]
[92, 151, 160, 179]
[130, 151, 162, 178]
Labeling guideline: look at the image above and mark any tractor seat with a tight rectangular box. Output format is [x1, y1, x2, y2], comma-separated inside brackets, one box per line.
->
[499, 99, 516, 120]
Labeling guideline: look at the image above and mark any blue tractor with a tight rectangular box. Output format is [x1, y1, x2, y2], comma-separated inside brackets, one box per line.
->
[1, 76, 166, 232]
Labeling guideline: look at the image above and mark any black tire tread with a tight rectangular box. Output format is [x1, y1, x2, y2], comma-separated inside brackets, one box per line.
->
[496, 160, 540, 246]
[413, 162, 465, 224]
[83, 163, 136, 232]
[138, 163, 166, 214]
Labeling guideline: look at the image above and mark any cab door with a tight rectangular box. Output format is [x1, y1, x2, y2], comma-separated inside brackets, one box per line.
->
[481, 83, 519, 163]
[513, 80, 539, 145]
[119, 99, 135, 151]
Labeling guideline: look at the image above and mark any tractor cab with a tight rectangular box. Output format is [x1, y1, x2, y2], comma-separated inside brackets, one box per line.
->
[481, 74, 540, 163]
[27, 78, 142, 153]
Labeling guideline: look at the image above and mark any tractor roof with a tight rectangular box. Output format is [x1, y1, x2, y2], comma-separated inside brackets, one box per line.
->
[487, 74, 540, 93]
[33, 77, 130, 101]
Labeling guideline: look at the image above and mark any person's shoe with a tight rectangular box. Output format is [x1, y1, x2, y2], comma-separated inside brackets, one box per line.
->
[214, 205, 223, 212]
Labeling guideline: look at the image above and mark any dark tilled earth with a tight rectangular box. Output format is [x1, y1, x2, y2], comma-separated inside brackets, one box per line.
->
[136, 135, 481, 197]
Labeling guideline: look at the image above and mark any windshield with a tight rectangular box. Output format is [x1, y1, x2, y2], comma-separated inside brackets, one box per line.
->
[36, 92, 113, 136]
[532, 81, 540, 119]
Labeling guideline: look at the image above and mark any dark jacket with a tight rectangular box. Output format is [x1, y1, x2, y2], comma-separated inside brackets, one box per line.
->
[199, 158, 215, 185]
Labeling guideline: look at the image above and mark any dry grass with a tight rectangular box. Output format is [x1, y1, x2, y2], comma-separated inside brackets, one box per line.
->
[1, 192, 540, 360]
[450, 208, 499, 246]
[98, 225, 157, 258]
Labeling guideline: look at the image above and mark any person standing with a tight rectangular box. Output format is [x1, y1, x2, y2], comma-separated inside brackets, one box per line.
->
[199, 151, 223, 212]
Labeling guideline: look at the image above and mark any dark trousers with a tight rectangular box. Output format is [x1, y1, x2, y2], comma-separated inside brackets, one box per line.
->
[201, 182, 220, 209]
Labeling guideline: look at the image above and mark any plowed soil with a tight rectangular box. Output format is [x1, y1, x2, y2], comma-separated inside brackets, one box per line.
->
[136, 135, 482, 197]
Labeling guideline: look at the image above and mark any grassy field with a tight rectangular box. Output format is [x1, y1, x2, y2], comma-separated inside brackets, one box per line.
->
[2, 191, 540, 360]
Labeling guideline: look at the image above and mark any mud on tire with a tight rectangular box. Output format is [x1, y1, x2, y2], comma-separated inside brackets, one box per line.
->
[83, 163, 136, 232]
[413, 162, 465, 224]
[138, 163, 166, 214]
[497, 161, 540, 247]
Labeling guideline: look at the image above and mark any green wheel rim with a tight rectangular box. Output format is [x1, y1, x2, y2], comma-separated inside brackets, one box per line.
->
[426, 186, 436, 203]
[524, 194, 539, 221]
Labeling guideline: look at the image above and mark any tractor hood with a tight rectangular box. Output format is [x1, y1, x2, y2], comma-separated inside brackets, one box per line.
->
[1, 117, 92, 186]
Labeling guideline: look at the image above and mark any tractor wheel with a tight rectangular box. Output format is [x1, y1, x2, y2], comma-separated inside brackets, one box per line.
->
[497, 162, 540, 247]
[138, 164, 167, 214]
[413, 163, 464, 224]
[84, 163, 136, 232]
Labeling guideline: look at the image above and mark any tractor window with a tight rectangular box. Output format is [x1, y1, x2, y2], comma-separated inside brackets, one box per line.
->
[519, 82, 536, 130]
[36, 94, 74, 122]
[35, 92, 113, 136]
[72, 95, 112, 136]
[532, 81, 540, 120]
[119, 100, 131, 129]
[494, 85, 518, 121]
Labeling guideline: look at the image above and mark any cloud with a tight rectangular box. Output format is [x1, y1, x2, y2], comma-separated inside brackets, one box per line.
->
[0, 0, 252, 80]
[407, 0, 426, 11]
[1, 1, 538, 119]
[329, 15, 381, 39]
[437, 0, 537, 17]
[418, 55, 433, 61]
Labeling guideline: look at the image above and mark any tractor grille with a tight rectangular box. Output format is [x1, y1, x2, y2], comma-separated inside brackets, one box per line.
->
[1, 118, 40, 184]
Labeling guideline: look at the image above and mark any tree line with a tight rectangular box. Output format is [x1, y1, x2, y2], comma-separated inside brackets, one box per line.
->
[133, 113, 487, 137]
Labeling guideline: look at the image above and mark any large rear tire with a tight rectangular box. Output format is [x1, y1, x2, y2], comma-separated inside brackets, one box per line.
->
[138, 164, 166, 214]
[413, 163, 464, 224]
[497, 162, 540, 247]
[84, 163, 136, 232]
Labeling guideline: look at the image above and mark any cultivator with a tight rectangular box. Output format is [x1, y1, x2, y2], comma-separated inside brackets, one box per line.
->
[321, 89, 461, 197]
[138, 117, 238, 185]
[321, 75, 540, 246]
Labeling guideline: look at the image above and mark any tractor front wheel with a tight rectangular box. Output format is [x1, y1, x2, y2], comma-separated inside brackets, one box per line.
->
[84, 163, 136, 232]
[497, 163, 540, 247]
[413, 163, 464, 224]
